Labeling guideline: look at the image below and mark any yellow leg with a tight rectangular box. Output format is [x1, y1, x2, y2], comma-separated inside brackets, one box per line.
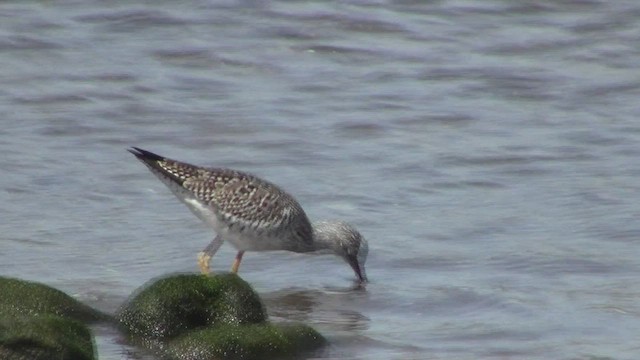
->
[198, 235, 223, 275]
[197, 252, 211, 274]
[230, 251, 245, 273]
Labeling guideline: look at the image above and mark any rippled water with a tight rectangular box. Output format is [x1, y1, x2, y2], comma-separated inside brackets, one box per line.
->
[2, 1, 640, 359]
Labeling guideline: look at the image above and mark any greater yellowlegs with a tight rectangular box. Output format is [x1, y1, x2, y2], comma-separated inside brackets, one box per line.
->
[128, 147, 368, 283]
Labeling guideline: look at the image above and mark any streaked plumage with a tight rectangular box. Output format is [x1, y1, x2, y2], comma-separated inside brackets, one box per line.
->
[128, 147, 368, 283]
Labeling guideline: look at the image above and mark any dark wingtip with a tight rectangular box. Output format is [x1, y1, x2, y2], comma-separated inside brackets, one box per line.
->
[127, 147, 187, 186]
[127, 147, 165, 162]
[127, 147, 141, 157]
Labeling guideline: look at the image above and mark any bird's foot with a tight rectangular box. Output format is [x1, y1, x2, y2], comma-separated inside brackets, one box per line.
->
[197, 252, 211, 275]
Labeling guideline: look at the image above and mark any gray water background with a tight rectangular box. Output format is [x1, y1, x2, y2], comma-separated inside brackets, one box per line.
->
[2, 1, 640, 359]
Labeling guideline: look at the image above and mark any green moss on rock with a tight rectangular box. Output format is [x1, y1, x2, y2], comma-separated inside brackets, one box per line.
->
[0, 277, 102, 360]
[116, 273, 326, 359]
[117, 273, 267, 340]
[0, 277, 107, 322]
[168, 323, 326, 360]
[0, 314, 95, 360]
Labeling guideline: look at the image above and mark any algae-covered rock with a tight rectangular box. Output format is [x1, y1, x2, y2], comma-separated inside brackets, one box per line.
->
[0, 277, 101, 360]
[0, 277, 107, 322]
[0, 313, 95, 360]
[117, 273, 267, 341]
[117, 273, 327, 359]
[167, 323, 326, 360]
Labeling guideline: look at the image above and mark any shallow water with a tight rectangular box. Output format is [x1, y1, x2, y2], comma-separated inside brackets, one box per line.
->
[2, 1, 640, 359]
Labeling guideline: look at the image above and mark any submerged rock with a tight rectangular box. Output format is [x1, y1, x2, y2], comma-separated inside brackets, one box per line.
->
[168, 323, 326, 360]
[0, 314, 95, 360]
[0, 277, 101, 360]
[117, 273, 326, 359]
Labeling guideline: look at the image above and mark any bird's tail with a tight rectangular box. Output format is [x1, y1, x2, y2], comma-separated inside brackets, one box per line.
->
[127, 147, 200, 186]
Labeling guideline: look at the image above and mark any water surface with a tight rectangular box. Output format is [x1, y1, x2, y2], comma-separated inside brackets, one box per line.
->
[2, 1, 640, 359]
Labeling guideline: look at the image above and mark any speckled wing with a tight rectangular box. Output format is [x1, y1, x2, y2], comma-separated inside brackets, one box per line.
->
[183, 169, 315, 248]
[184, 169, 290, 225]
[128, 147, 314, 251]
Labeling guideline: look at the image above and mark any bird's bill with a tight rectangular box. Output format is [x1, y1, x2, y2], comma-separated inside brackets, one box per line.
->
[346, 255, 368, 283]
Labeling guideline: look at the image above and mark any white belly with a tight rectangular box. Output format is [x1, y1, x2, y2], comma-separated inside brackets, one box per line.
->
[183, 197, 221, 229]
[183, 197, 286, 252]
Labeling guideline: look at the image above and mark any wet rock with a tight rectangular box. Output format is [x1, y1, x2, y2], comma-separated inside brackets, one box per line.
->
[0, 314, 95, 360]
[117, 273, 267, 341]
[168, 323, 326, 360]
[0, 277, 100, 360]
[117, 273, 326, 359]
[0, 276, 107, 322]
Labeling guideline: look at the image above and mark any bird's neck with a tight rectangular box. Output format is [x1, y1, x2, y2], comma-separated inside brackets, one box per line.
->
[310, 222, 339, 253]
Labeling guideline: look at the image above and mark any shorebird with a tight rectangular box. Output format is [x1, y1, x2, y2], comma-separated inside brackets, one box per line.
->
[128, 147, 368, 283]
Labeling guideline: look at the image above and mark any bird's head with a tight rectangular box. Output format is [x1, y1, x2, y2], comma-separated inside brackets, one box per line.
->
[313, 221, 368, 283]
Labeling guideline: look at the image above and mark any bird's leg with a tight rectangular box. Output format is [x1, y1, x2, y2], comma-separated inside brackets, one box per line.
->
[230, 251, 245, 273]
[197, 235, 223, 274]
